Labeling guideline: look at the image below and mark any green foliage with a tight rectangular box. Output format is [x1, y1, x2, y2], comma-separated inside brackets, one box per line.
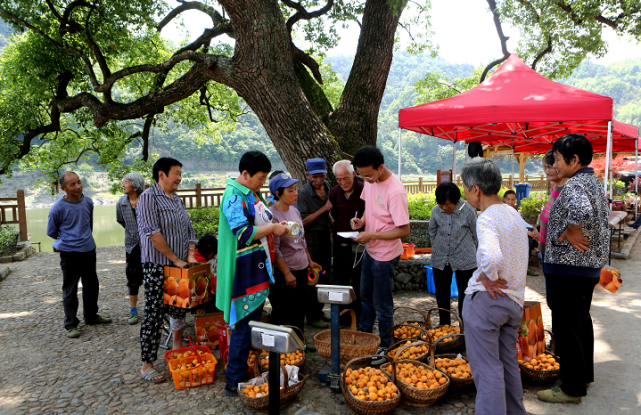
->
[187, 207, 220, 239]
[518, 193, 547, 224]
[0, 224, 18, 255]
[408, 200, 437, 221]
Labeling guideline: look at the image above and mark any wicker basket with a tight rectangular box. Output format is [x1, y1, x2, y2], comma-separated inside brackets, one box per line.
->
[519, 331, 560, 383]
[387, 325, 433, 363]
[258, 326, 305, 373]
[391, 306, 428, 344]
[380, 341, 449, 407]
[424, 308, 465, 352]
[340, 354, 401, 415]
[314, 309, 380, 368]
[429, 335, 475, 389]
[239, 363, 307, 413]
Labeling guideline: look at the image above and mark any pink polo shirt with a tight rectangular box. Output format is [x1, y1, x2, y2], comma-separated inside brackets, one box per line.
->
[361, 173, 410, 262]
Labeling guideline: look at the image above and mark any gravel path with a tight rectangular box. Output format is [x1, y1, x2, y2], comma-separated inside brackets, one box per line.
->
[0, 245, 627, 415]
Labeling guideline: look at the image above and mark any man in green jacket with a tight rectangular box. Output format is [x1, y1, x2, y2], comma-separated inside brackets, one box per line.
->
[217, 151, 287, 396]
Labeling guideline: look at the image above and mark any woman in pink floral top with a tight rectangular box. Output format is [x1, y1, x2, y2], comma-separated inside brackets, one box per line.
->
[539, 150, 568, 310]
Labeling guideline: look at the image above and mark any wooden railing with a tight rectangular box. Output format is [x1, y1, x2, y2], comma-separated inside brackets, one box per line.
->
[176, 175, 549, 210]
[0, 190, 28, 241]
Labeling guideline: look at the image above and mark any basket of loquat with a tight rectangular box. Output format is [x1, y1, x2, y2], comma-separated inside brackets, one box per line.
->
[380, 340, 449, 407]
[340, 355, 401, 415]
[424, 308, 465, 352]
[391, 306, 428, 344]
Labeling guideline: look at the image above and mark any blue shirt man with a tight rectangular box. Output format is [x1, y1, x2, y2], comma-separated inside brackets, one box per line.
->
[47, 172, 111, 338]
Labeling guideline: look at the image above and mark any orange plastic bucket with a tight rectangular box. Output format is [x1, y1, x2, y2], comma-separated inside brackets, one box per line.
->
[401, 243, 415, 260]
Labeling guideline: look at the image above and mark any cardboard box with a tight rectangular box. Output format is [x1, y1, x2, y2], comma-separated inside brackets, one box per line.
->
[163, 263, 211, 309]
[218, 324, 231, 363]
[195, 312, 226, 350]
[516, 301, 546, 361]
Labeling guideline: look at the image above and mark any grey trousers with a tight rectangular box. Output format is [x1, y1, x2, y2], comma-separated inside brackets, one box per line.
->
[463, 291, 526, 415]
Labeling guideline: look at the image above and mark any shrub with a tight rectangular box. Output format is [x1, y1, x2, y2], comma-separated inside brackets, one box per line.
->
[408, 200, 436, 221]
[187, 207, 220, 239]
[0, 225, 19, 256]
[519, 194, 547, 224]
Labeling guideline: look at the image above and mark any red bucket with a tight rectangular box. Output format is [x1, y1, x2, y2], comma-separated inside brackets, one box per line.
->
[401, 243, 415, 260]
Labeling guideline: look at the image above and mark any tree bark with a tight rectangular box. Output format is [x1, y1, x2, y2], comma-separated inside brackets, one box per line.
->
[327, 0, 404, 157]
[219, 0, 341, 180]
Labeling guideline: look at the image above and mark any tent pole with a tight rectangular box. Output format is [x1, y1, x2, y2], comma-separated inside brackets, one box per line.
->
[465, 143, 469, 163]
[452, 141, 457, 182]
[511, 148, 515, 188]
[634, 138, 639, 219]
[398, 128, 402, 180]
[604, 121, 612, 194]
[610, 125, 614, 200]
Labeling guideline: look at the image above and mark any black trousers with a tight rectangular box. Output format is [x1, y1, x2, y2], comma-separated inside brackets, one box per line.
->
[268, 268, 308, 336]
[304, 230, 332, 322]
[432, 265, 476, 327]
[60, 249, 100, 330]
[332, 243, 362, 324]
[547, 274, 599, 397]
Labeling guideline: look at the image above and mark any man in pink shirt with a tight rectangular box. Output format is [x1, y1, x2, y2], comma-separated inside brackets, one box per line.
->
[350, 146, 410, 364]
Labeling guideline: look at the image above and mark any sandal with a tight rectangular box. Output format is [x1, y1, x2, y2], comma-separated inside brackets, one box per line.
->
[140, 368, 165, 384]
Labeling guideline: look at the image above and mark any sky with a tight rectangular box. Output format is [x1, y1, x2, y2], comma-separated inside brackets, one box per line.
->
[162, 0, 641, 67]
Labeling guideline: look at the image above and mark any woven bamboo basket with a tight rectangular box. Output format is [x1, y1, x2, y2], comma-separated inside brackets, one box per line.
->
[258, 326, 305, 373]
[340, 354, 401, 415]
[387, 325, 433, 363]
[391, 306, 428, 344]
[519, 331, 560, 383]
[423, 308, 465, 352]
[314, 309, 380, 368]
[429, 334, 475, 389]
[239, 363, 306, 413]
[380, 340, 449, 407]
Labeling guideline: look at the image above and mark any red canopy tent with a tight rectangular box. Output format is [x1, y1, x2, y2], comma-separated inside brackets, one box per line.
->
[397, 54, 639, 195]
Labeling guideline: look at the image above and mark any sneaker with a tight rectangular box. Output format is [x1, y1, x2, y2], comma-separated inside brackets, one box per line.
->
[305, 340, 317, 353]
[223, 383, 238, 397]
[66, 327, 81, 338]
[527, 268, 539, 276]
[88, 316, 112, 325]
[309, 318, 329, 329]
[128, 313, 139, 325]
[370, 347, 388, 366]
[536, 386, 582, 404]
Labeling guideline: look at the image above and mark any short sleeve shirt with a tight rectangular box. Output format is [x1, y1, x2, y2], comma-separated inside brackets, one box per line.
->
[296, 181, 331, 231]
[361, 173, 410, 262]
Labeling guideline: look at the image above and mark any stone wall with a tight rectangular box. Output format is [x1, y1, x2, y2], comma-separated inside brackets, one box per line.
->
[405, 220, 431, 248]
[393, 254, 431, 291]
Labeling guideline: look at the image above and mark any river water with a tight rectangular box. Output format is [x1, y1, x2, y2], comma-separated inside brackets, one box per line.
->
[26, 204, 124, 252]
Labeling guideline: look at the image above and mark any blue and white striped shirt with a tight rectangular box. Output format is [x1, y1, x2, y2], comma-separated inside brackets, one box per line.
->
[137, 183, 197, 265]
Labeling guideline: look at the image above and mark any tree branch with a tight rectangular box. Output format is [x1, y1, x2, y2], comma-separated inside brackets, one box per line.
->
[95, 51, 211, 93]
[480, 0, 511, 83]
[141, 113, 155, 162]
[283, 0, 334, 32]
[174, 23, 234, 55]
[291, 44, 323, 84]
[58, 54, 234, 128]
[486, 0, 510, 57]
[531, 37, 552, 70]
[158, 1, 228, 32]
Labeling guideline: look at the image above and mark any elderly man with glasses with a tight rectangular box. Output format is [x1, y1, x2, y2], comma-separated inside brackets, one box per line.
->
[329, 160, 365, 325]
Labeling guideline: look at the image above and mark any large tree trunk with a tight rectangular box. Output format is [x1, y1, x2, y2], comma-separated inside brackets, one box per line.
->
[327, 0, 404, 156]
[219, 0, 404, 180]
[219, 0, 340, 180]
